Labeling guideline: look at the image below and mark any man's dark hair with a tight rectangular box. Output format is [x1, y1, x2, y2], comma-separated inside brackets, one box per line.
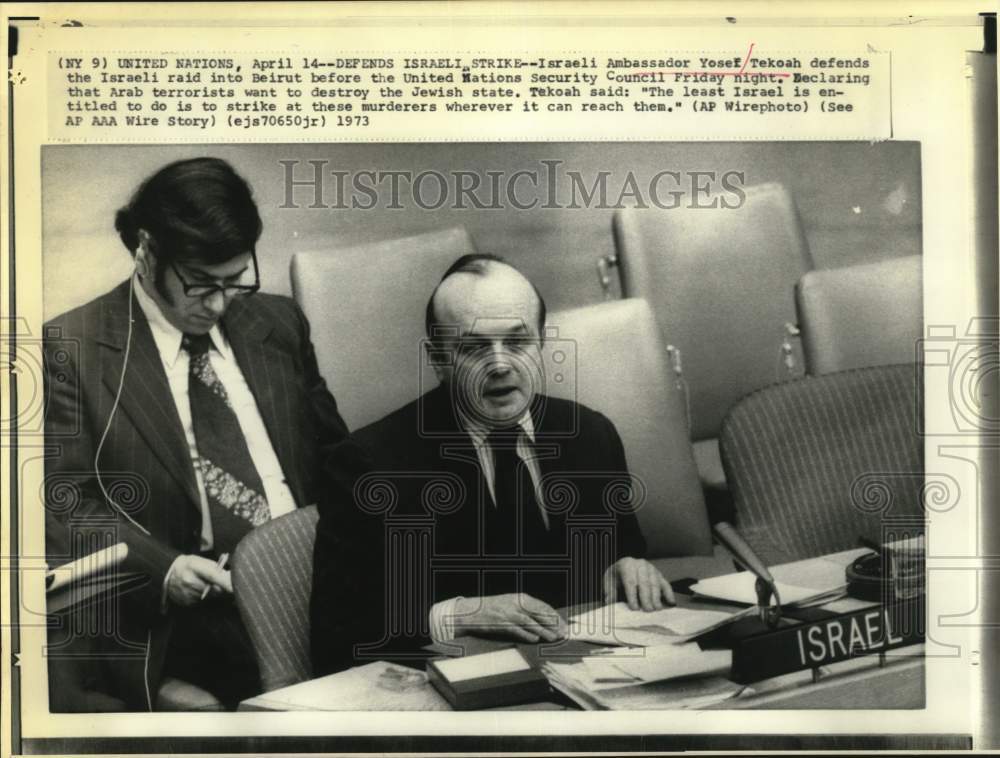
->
[114, 157, 262, 267]
[424, 253, 547, 342]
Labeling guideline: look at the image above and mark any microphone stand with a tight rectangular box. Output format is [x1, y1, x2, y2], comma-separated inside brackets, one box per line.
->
[713, 521, 782, 628]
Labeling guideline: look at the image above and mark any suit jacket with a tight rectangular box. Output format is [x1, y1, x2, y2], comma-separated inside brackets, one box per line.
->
[44, 279, 355, 710]
[310, 385, 646, 676]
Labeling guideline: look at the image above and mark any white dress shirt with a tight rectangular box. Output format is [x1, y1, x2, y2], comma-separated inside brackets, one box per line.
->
[429, 410, 548, 642]
[134, 276, 297, 555]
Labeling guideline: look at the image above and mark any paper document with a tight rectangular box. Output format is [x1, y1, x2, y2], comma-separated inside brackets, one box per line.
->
[886, 534, 924, 552]
[566, 624, 679, 648]
[690, 572, 846, 608]
[246, 661, 450, 711]
[543, 661, 743, 710]
[46, 543, 128, 592]
[819, 596, 880, 614]
[593, 676, 745, 710]
[583, 643, 732, 684]
[568, 603, 752, 646]
[770, 554, 855, 591]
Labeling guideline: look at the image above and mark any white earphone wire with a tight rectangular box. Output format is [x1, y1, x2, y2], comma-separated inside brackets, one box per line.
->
[93, 274, 151, 538]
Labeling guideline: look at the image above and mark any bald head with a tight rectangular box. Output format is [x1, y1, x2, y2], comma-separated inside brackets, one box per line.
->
[425, 255, 547, 428]
[426, 255, 545, 341]
[432, 261, 542, 335]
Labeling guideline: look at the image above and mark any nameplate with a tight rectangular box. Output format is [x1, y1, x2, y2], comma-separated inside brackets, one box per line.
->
[731, 599, 924, 683]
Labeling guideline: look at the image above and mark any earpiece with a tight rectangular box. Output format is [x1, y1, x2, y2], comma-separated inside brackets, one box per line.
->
[135, 230, 152, 278]
[134, 248, 150, 279]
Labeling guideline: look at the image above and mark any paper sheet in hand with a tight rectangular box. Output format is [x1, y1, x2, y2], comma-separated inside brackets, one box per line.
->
[568, 603, 749, 646]
[690, 573, 845, 608]
[45, 543, 128, 592]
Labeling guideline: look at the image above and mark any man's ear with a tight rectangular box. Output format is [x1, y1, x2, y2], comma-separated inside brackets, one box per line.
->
[424, 340, 448, 383]
[134, 229, 153, 278]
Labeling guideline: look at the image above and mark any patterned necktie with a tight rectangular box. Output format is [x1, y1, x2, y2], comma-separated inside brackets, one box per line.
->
[183, 333, 270, 556]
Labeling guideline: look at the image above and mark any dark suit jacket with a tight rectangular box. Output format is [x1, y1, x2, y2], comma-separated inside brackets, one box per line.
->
[44, 279, 355, 710]
[310, 385, 646, 676]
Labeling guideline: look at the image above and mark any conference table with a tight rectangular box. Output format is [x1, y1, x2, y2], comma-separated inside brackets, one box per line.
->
[239, 546, 925, 711]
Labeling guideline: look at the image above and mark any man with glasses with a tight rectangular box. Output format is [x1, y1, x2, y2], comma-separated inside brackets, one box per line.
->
[44, 157, 360, 710]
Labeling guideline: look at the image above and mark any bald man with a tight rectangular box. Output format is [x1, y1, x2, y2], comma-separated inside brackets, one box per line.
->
[310, 254, 672, 674]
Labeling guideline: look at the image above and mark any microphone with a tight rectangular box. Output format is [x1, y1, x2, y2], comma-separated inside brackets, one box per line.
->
[713, 521, 782, 627]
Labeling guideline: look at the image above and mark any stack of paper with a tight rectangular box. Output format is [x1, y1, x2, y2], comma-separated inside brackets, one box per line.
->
[585, 643, 733, 682]
[566, 602, 754, 646]
[542, 645, 742, 710]
[588, 676, 746, 710]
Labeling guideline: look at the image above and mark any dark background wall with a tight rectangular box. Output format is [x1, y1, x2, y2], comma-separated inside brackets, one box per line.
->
[42, 141, 920, 320]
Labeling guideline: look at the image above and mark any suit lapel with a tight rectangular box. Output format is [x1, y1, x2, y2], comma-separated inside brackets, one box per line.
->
[528, 394, 567, 532]
[419, 388, 484, 552]
[221, 298, 304, 505]
[97, 281, 202, 511]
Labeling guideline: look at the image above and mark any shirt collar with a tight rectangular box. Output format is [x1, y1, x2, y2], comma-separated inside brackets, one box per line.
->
[132, 274, 232, 368]
[458, 405, 536, 447]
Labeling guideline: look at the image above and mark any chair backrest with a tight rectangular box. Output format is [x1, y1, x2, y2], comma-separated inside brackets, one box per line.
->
[232, 506, 320, 693]
[613, 182, 813, 441]
[719, 364, 924, 566]
[291, 227, 477, 431]
[796, 255, 923, 375]
[543, 299, 712, 557]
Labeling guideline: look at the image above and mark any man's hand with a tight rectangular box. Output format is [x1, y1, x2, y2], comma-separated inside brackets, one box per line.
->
[603, 557, 675, 611]
[453, 593, 568, 643]
[166, 555, 233, 607]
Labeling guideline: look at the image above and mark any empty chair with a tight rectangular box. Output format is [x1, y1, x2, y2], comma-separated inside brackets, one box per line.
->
[719, 364, 924, 566]
[291, 227, 476, 431]
[232, 506, 320, 693]
[796, 255, 923, 375]
[612, 183, 814, 490]
[543, 298, 713, 558]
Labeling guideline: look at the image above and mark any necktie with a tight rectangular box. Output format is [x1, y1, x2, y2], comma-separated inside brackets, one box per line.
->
[485, 430, 543, 556]
[183, 333, 270, 556]
[485, 430, 563, 602]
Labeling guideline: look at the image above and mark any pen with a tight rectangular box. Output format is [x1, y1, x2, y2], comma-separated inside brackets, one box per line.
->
[200, 552, 230, 600]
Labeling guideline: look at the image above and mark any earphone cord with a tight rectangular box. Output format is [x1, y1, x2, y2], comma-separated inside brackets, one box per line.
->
[93, 274, 151, 538]
[91, 275, 155, 711]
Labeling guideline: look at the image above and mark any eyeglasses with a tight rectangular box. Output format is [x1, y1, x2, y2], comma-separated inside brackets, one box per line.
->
[170, 250, 261, 298]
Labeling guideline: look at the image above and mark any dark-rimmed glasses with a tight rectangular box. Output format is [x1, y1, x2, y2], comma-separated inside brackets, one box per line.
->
[170, 250, 261, 298]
